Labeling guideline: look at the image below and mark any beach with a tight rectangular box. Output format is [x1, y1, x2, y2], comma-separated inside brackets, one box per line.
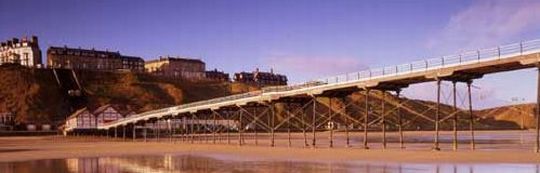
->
[1, 130, 540, 163]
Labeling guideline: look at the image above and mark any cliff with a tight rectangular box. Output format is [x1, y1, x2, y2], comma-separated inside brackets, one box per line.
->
[0, 65, 257, 126]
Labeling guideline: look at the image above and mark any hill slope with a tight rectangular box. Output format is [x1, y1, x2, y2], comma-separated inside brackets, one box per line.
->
[0, 65, 257, 126]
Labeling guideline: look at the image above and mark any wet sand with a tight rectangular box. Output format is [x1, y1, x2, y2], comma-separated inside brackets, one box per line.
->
[1, 130, 540, 163]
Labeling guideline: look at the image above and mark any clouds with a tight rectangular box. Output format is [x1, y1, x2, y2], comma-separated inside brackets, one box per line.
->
[427, 0, 540, 51]
[404, 0, 540, 109]
[261, 54, 367, 83]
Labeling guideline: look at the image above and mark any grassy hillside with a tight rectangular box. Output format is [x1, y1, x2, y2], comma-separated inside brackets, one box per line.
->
[0, 65, 256, 126]
[477, 104, 536, 129]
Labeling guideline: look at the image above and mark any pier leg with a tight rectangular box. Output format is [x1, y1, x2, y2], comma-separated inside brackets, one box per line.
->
[382, 90, 386, 149]
[302, 106, 308, 147]
[239, 110, 243, 146]
[287, 104, 292, 148]
[452, 81, 458, 151]
[312, 97, 317, 147]
[166, 119, 170, 142]
[329, 97, 334, 148]
[434, 80, 441, 151]
[344, 98, 350, 148]
[157, 119, 161, 142]
[254, 108, 258, 146]
[191, 114, 196, 144]
[467, 81, 476, 150]
[114, 127, 117, 139]
[122, 125, 126, 141]
[143, 122, 147, 142]
[364, 90, 370, 149]
[271, 103, 276, 147]
[132, 124, 136, 142]
[397, 90, 404, 149]
[213, 112, 217, 144]
[154, 121, 158, 142]
[537, 65, 540, 153]
[183, 117, 187, 143]
[226, 112, 230, 145]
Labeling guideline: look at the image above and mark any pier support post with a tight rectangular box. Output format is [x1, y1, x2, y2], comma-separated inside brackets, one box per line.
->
[381, 90, 386, 149]
[132, 124, 136, 142]
[287, 104, 292, 148]
[271, 103, 276, 147]
[329, 97, 334, 148]
[434, 80, 441, 151]
[114, 127, 117, 139]
[154, 121, 158, 142]
[226, 111, 231, 145]
[143, 121, 147, 142]
[213, 111, 217, 144]
[157, 119, 161, 142]
[122, 125, 126, 141]
[182, 116, 187, 143]
[254, 108, 259, 146]
[239, 110, 243, 146]
[537, 64, 540, 153]
[467, 80, 476, 150]
[168, 119, 172, 143]
[363, 89, 370, 149]
[191, 113, 195, 144]
[302, 106, 308, 147]
[343, 97, 350, 148]
[397, 90, 404, 149]
[452, 81, 458, 151]
[312, 97, 317, 148]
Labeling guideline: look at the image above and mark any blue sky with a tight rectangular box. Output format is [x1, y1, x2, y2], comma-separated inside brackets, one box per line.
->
[1, 0, 540, 109]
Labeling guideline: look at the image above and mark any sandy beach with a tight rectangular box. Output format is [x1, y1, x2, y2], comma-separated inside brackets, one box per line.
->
[1, 130, 540, 164]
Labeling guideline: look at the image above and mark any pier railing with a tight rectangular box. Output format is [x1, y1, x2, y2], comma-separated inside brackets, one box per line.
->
[317, 39, 540, 85]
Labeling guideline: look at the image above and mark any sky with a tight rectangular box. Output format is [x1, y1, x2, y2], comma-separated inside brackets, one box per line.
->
[1, 0, 540, 109]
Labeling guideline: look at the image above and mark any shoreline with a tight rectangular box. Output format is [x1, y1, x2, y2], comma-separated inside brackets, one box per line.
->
[1, 134, 540, 164]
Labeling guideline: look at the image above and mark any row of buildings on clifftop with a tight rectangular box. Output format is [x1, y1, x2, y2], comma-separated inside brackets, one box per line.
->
[0, 36, 288, 86]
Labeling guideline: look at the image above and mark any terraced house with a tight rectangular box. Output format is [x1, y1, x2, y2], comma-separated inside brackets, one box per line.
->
[0, 36, 42, 67]
[145, 56, 206, 81]
[47, 46, 144, 72]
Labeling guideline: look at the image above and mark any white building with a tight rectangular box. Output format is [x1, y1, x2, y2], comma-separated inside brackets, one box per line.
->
[94, 105, 124, 127]
[65, 108, 96, 131]
[0, 36, 42, 67]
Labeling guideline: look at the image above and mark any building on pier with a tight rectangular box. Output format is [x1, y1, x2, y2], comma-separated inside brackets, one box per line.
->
[145, 56, 206, 81]
[0, 36, 42, 67]
[65, 108, 97, 131]
[94, 105, 124, 127]
[47, 46, 144, 72]
[234, 68, 287, 86]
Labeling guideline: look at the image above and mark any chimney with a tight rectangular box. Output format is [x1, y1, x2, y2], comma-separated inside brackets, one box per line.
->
[12, 38, 19, 44]
[7, 40, 12, 46]
[255, 68, 259, 73]
[270, 68, 274, 74]
[1, 42, 5, 47]
[31, 36, 38, 44]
